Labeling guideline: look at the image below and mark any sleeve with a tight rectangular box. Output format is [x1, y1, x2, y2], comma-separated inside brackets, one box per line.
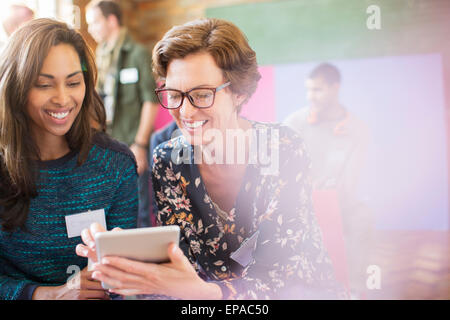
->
[17, 284, 38, 300]
[213, 136, 346, 299]
[106, 154, 139, 230]
[0, 195, 38, 300]
[135, 46, 158, 104]
[0, 256, 38, 300]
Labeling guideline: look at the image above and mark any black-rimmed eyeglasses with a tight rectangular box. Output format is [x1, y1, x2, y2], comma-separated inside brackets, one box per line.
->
[155, 82, 231, 109]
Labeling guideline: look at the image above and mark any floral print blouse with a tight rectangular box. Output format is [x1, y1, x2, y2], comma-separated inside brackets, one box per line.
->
[152, 120, 343, 299]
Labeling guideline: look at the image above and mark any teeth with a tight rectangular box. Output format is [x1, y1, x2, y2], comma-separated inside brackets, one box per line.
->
[184, 120, 206, 128]
[48, 111, 69, 119]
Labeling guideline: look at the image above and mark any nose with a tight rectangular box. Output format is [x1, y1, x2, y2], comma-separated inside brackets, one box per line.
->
[51, 85, 71, 107]
[179, 95, 197, 118]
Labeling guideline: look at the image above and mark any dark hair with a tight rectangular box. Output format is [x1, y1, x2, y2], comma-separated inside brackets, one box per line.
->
[0, 18, 106, 232]
[152, 18, 261, 112]
[89, 0, 122, 26]
[309, 63, 341, 84]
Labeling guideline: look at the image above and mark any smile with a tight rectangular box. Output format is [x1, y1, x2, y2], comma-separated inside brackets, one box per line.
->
[183, 120, 208, 129]
[45, 109, 72, 120]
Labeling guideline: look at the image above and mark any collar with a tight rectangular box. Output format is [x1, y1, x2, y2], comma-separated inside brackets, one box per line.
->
[119, 28, 134, 52]
[98, 27, 128, 54]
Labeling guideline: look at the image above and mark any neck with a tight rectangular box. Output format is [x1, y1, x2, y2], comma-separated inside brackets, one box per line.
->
[312, 102, 345, 122]
[106, 27, 121, 48]
[34, 134, 70, 161]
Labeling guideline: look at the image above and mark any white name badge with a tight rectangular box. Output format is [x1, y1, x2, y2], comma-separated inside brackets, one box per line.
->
[230, 230, 260, 267]
[119, 68, 139, 84]
[65, 209, 107, 238]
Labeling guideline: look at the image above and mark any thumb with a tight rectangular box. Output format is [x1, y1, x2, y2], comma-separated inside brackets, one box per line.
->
[168, 242, 188, 267]
[90, 222, 106, 237]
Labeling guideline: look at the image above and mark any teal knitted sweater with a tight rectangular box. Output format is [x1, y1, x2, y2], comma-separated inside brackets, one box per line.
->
[0, 132, 138, 300]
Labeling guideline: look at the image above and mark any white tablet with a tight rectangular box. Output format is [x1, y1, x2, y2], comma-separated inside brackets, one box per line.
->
[95, 225, 180, 289]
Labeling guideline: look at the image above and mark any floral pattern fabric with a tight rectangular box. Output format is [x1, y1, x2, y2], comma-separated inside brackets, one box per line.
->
[152, 121, 344, 299]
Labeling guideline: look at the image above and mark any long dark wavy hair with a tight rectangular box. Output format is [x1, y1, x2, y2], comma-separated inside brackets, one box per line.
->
[0, 18, 106, 232]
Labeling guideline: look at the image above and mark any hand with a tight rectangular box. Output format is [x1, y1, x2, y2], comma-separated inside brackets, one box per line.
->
[32, 267, 109, 300]
[130, 144, 149, 176]
[75, 222, 121, 263]
[91, 243, 222, 300]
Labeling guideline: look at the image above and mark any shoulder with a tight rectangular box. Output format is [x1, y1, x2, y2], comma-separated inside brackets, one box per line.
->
[283, 108, 309, 133]
[122, 35, 151, 60]
[341, 110, 370, 145]
[150, 122, 181, 151]
[346, 112, 369, 133]
[152, 134, 187, 165]
[283, 108, 309, 124]
[252, 120, 307, 150]
[151, 135, 191, 187]
[91, 131, 138, 173]
[250, 120, 311, 176]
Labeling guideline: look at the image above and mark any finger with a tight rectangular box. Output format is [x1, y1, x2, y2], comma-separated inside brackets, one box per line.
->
[75, 244, 89, 258]
[92, 263, 146, 289]
[112, 227, 123, 232]
[109, 288, 144, 296]
[83, 278, 106, 291]
[101, 256, 159, 276]
[84, 222, 107, 251]
[75, 244, 97, 261]
[167, 243, 190, 267]
[81, 268, 104, 287]
[90, 222, 106, 239]
[79, 289, 110, 300]
[81, 228, 95, 249]
[91, 270, 123, 290]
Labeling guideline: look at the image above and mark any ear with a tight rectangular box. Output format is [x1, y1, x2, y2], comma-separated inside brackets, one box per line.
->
[331, 82, 340, 92]
[331, 83, 341, 98]
[106, 14, 120, 28]
[232, 93, 247, 110]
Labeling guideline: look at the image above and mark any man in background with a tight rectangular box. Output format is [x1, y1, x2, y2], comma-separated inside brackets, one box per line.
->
[284, 63, 374, 297]
[0, 3, 34, 52]
[86, 0, 159, 227]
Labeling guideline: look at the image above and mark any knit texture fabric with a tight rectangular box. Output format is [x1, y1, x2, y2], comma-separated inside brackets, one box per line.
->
[0, 132, 138, 300]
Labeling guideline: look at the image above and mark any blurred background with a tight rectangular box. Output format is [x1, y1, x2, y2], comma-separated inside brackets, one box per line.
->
[2, 0, 449, 300]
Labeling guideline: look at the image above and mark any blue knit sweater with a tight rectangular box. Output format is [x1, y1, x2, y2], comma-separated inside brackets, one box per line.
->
[0, 132, 138, 300]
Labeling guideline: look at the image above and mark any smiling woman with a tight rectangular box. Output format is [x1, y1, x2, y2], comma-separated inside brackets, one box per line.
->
[76, 18, 345, 300]
[0, 18, 139, 300]
[26, 44, 86, 160]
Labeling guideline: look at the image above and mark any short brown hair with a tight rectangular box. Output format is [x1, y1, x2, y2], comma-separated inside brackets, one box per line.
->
[152, 18, 261, 112]
[309, 63, 341, 84]
[87, 0, 122, 26]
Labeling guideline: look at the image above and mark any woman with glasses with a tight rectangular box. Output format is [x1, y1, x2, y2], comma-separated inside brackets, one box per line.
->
[78, 18, 343, 299]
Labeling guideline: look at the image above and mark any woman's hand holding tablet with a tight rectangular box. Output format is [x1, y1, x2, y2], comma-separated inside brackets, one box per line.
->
[75, 222, 222, 299]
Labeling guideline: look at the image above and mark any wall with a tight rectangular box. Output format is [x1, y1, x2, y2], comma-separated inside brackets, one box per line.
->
[75, 0, 273, 54]
[205, 0, 450, 230]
